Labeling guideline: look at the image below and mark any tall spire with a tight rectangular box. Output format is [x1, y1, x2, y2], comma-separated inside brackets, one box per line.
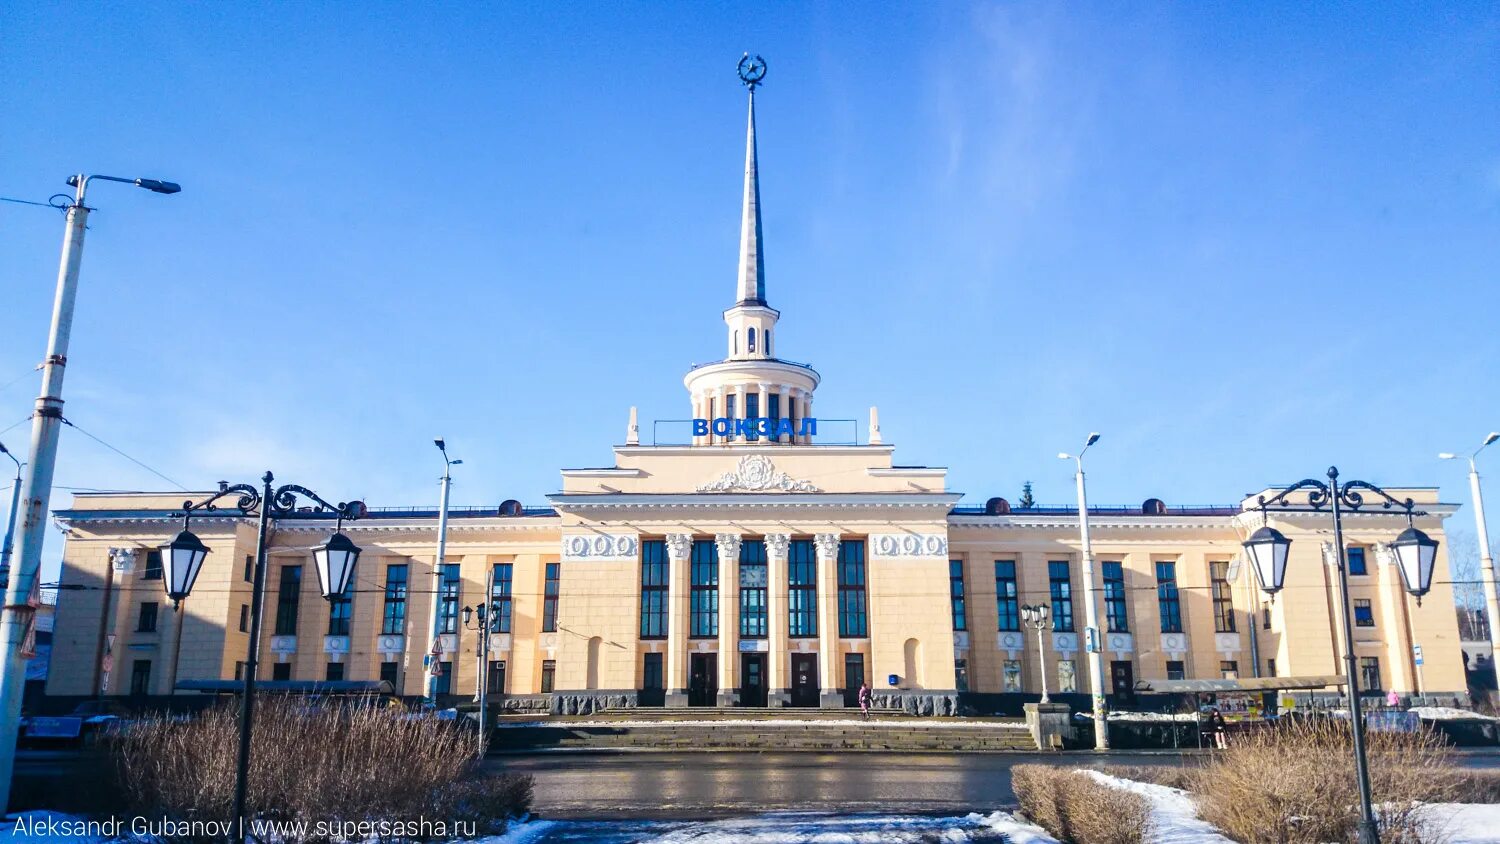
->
[735, 54, 768, 306]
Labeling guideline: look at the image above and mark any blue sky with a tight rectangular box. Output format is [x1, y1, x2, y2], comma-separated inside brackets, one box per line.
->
[2, 3, 1498, 581]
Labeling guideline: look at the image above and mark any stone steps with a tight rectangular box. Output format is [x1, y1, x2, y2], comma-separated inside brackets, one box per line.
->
[492, 722, 1036, 752]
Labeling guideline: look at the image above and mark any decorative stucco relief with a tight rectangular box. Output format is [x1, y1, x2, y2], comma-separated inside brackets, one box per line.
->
[696, 454, 820, 493]
[869, 534, 948, 558]
[562, 533, 640, 561]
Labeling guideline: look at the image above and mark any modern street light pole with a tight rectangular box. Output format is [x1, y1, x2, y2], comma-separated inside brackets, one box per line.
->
[1021, 603, 1052, 704]
[0, 173, 179, 811]
[425, 438, 461, 705]
[462, 594, 500, 760]
[0, 443, 22, 586]
[1059, 433, 1109, 750]
[1242, 467, 1440, 844]
[165, 474, 363, 843]
[1441, 433, 1500, 695]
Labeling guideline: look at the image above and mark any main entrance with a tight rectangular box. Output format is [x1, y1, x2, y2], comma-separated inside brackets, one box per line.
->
[843, 653, 865, 707]
[790, 653, 819, 707]
[688, 653, 717, 707]
[740, 653, 767, 707]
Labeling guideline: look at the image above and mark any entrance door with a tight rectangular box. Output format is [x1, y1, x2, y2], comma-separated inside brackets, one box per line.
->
[689, 653, 718, 707]
[740, 654, 767, 707]
[790, 653, 819, 707]
[843, 653, 866, 707]
[1110, 660, 1136, 704]
[640, 653, 664, 707]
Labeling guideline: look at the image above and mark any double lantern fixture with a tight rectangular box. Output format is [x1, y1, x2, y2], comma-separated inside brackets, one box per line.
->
[161, 479, 366, 608]
[1240, 468, 1439, 603]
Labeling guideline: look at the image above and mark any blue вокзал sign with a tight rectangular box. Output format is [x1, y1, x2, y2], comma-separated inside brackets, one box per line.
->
[694, 417, 817, 439]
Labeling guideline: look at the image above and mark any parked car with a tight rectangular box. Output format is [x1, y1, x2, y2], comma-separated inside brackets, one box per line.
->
[20, 700, 134, 748]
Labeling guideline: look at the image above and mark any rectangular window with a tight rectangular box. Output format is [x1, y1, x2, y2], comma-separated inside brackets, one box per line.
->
[769, 394, 781, 422]
[543, 563, 560, 632]
[788, 539, 818, 638]
[1347, 546, 1367, 576]
[327, 576, 353, 636]
[487, 659, 506, 694]
[1263, 607, 1272, 629]
[1353, 599, 1375, 627]
[642, 653, 663, 690]
[837, 540, 868, 637]
[745, 394, 760, 440]
[690, 540, 719, 638]
[1360, 657, 1381, 691]
[1267, 658, 1277, 677]
[436, 661, 453, 695]
[1166, 660, 1185, 681]
[382, 563, 408, 635]
[379, 661, 399, 689]
[994, 561, 1019, 632]
[1102, 561, 1128, 633]
[438, 563, 461, 635]
[239, 604, 249, 633]
[1220, 660, 1239, 680]
[326, 662, 345, 682]
[725, 394, 737, 421]
[491, 563, 513, 634]
[640, 541, 669, 639]
[272, 662, 291, 681]
[143, 551, 163, 581]
[235, 661, 246, 682]
[130, 660, 151, 695]
[954, 658, 970, 692]
[949, 560, 967, 631]
[243, 554, 253, 583]
[739, 540, 768, 639]
[541, 659, 556, 693]
[1003, 659, 1023, 692]
[1057, 659, 1077, 692]
[1210, 560, 1236, 633]
[1156, 561, 1182, 634]
[137, 602, 158, 633]
[274, 565, 302, 636]
[1049, 561, 1074, 632]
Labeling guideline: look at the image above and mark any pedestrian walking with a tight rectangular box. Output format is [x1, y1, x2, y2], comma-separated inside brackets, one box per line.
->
[1386, 689, 1401, 710]
[858, 682, 872, 720]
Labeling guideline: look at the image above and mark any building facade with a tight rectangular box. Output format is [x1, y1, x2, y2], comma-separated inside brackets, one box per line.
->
[44, 81, 1468, 713]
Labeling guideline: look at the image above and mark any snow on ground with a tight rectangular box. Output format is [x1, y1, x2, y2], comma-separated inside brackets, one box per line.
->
[1409, 706, 1498, 721]
[1418, 802, 1500, 844]
[1081, 770, 1233, 844]
[1103, 712, 1196, 722]
[497, 719, 1029, 729]
[479, 811, 1058, 843]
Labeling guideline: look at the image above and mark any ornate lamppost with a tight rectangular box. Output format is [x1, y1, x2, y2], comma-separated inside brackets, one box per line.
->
[1021, 603, 1053, 704]
[1241, 467, 1439, 844]
[164, 472, 364, 843]
[461, 594, 502, 760]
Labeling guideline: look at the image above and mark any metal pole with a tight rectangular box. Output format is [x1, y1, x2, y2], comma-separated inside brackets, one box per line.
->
[425, 461, 453, 704]
[1074, 460, 1110, 749]
[231, 471, 275, 843]
[1467, 460, 1500, 696]
[0, 459, 21, 584]
[1035, 617, 1050, 704]
[477, 609, 489, 760]
[0, 184, 91, 809]
[1329, 468, 1381, 844]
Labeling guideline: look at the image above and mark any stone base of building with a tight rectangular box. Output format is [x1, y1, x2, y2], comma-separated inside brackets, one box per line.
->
[717, 689, 740, 707]
[1023, 701, 1074, 750]
[818, 691, 845, 709]
[870, 691, 960, 716]
[665, 689, 690, 708]
[768, 688, 792, 708]
[550, 691, 639, 715]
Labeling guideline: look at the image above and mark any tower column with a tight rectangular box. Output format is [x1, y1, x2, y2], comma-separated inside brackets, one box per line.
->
[814, 533, 843, 707]
[777, 385, 791, 444]
[766, 534, 790, 707]
[734, 384, 747, 441]
[714, 386, 727, 444]
[756, 382, 769, 440]
[665, 534, 693, 707]
[716, 533, 742, 706]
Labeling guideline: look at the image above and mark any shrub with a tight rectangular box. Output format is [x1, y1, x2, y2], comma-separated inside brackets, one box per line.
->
[110, 698, 531, 838]
[1190, 717, 1456, 843]
[1011, 764, 1151, 844]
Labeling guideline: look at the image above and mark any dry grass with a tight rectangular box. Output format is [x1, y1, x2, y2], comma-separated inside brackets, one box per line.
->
[1012, 764, 1152, 844]
[1190, 718, 1458, 843]
[110, 698, 530, 837]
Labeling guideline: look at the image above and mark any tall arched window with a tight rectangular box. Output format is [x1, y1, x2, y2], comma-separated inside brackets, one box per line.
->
[748, 327, 756, 353]
[765, 330, 771, 355]
[733, 331, 739, 354]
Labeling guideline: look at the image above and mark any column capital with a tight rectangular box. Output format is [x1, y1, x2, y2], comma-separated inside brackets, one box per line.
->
[765, 533, 791, 559]
[665, 533, 694, 560]
[715, 533, 742, 560]
[813, 532, 841, 559]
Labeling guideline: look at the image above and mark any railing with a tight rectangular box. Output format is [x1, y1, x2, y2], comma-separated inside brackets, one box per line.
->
[686, 357, 817, 372]
[949, 504, 1240, 517]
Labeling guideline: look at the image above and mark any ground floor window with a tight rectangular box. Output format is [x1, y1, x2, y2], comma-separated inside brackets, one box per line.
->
[272, 662, 292, 681]
[130, 660, 151, 696]
[1220, 660, 1239, 680]
[234, 661, 246, 681]
[326, 662, 344, 682]
[436, 661, 453, 695]
[1003, 660, 1022, 692]
[1166, 660, 1185, 681]
[1266, 658, 1276, 677]
[541, 660, 557, 694]
[1360, 657, 1381, 692]
[380, 661, 399, 689]
[1057, 659, 1077, 693]
[954, 658, 969, 692]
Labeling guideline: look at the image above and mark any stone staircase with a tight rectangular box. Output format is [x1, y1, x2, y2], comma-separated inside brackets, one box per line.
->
[491, 711, 1036, 752]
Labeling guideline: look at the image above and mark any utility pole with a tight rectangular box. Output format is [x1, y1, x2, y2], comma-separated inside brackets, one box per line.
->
[0, 174, 178, 809]
[425, 439, 460, 705]
[0, 443, 22, 587]
[1061, 433, 1110, 751]
[1442, 434, 1500, 696]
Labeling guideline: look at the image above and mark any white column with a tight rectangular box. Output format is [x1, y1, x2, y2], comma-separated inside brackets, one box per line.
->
[766, 534, 790, 706]
[716, 533, 742, 705]
[814, 532, 842, 707]
[802, 394, 814, 444]
[777, 385, 791, 444]
[713, 386, 726, 444]
[734, 384, 747, 442]
[756, 382, 768, 440]
[665, 534, 693, 707]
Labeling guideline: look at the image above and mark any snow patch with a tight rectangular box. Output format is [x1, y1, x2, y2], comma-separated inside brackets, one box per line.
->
[1409, 706, 1497, 722]
[474, 811, 1057, 843]
[1081, 770, 1233, 844]
[497, 719, 1028, 729]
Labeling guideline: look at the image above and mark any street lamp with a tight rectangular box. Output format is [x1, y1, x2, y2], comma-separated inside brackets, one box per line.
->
[1440, 432, 1500, 694]
[1242, 467, 1439, 844]
[0, 442, 23, 588]
[425, 438, 462, 705]
[1058, 432, 1109, 750]
[0, 172, 180, 812]
[168, 473, 363, 842]
[462, 596, 501, 759]
[1021, 603, 1052, 704]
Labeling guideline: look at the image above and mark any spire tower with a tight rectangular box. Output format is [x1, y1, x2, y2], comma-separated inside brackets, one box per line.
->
[736, 85, 765, 305]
